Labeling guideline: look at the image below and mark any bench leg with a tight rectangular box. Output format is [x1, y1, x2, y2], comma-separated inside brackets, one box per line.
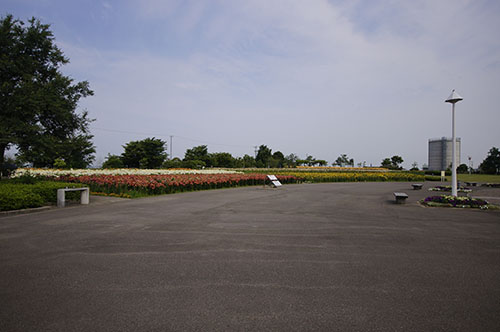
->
[81, 188, 90, 205]
[57, 189, 65, 208]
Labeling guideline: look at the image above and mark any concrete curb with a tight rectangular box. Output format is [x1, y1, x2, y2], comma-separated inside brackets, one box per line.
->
[0, 205, 53, 217]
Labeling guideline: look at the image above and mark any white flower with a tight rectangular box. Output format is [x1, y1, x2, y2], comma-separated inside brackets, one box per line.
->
[12, 168, 242, 178]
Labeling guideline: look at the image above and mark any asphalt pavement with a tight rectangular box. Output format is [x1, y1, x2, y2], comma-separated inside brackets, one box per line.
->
[1, 182, 499, 331]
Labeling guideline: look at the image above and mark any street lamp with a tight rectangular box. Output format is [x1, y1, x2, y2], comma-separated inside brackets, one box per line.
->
[445, 90, 463, 197]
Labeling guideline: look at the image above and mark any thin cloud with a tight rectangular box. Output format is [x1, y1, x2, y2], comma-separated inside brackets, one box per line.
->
[8, 0, 497, 166]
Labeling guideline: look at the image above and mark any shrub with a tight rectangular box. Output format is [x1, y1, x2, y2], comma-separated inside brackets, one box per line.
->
[425, 170, 451, 176]
[31, 182, 83, 203]
[0, 181, 87, 211]
[425, 175, 444, 181]
[0, 185, 44, 211]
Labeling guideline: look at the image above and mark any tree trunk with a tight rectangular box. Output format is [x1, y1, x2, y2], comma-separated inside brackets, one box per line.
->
[0, 143, 7, 178]
[0, 143, 6, 166]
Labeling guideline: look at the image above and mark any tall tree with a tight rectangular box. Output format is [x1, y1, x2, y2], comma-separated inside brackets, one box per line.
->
[479, 147, 500, 174]
[211, 152, 235, 168]
[315, 159, 328, 166]
[284, 153, 298, 168]
[271, 151, 285, 168]
[184, 145, 212, 167]
[255, 145, 272, 168]
[240, 154, 256, 168]
[333, 154, 353, 167]
[0, 15, 95, 168]
[102, 154, 124, 169]
[121, 137, 167, 169]
[305, 155, 315, 166]
[381, 158, 392, 169]
[381, 155, 404, 170]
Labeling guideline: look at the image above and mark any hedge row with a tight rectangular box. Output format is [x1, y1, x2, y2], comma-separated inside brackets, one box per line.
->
[0, 182, 87, 211]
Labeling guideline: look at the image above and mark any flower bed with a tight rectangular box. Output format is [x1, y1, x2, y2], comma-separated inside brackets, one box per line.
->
[428, 185, 472, 193]
[54, 173, 299, 197]
[482, 183, 500, 188]
[295, 166, 388, 172]
[421, 195, 494, 209]
[274, 171, 425, 183]
[12, 167, 241, 178]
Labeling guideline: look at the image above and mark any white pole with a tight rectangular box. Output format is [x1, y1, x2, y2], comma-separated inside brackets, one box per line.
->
[451, 103, 457, 197]
[170, 135, 173, 160]
[445, 89, 462, 197]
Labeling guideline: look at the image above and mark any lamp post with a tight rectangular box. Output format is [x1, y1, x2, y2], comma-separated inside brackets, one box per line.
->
[445, 90, 463, 197]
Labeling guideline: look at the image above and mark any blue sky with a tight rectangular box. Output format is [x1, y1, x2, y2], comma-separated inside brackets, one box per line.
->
[3, 0, 500, 168]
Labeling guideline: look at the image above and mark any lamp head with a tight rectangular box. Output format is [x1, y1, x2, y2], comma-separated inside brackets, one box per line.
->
[445, 90, 463, 104]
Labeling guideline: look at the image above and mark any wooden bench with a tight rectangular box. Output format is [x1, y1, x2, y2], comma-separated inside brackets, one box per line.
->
[412, 184, 423, 190]
[57, 187, 90, 208]
[394, 192, 408, 204]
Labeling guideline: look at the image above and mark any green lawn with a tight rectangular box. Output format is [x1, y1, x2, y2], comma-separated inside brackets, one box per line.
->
[458, 174, 500, 183]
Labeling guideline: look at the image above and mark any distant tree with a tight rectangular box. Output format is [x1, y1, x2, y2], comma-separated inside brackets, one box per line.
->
[381, 158, 392, 169]
[162, 157, 183, 169]
[0, 14, 95, 168]
[102, 154, 124, 169]
[241, 154, 256, 168]
[479, 147, 500, 174]
[284, 153, 299, 168]
[269, 151, 285, 168]
[457, 163, 468, 174]
[256, 145, 272, 168]
[211, 152, 235, 168]
[315, 159, 327, 166]
[296, 158, 307, 166]
[410, 161, 419, 171]
[182, 159, 206, 169]
[381, 155, 404, 170]
[391, 156, 404, 169]
[121, 137, 167, 169]
[53, 158, 67, 169]
[184, 145, 212, 167]
[0, 155, 17, 177]
[273, 151, 284, 161]
[333, 154, 353, 167]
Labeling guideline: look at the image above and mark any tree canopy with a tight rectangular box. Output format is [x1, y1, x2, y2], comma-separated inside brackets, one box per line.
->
[0, 14, 95, 168]
[333, 154, 354, 167]
[479, 147, 500, 174]
[102, 154, 124, 169]
[255, 145, 272, 167]
[381, 155, 404, 170]
[184, 145, 211, 167]
[121, 137, 167, 169]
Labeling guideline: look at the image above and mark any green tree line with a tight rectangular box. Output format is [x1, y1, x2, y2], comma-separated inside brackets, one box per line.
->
[102, 140, 332, 169]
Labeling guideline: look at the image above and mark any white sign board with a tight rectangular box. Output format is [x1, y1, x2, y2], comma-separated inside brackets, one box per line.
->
[267, 175, 282, 187]
[271, 180, 282, 187]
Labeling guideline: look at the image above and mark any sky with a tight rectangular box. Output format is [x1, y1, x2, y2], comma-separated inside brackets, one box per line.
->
[2, 0, 500, 168]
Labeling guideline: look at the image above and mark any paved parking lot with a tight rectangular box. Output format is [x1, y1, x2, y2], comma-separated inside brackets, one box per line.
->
[1, 182, 499, 331]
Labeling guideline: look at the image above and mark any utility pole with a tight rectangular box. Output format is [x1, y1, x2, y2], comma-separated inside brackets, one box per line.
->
[170, 135, 173, 160]
[254, 146, 258, 158]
